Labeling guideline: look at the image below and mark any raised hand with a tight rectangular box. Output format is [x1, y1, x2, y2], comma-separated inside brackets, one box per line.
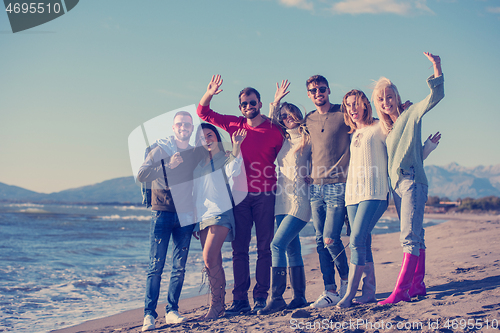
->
[423, 52, 442, 77]
[232, 128, 247, 146]
[423, 52, 440, 65]
[274, 79, 291, 104]
[207, 74, 223, 96]
[428, 131, 441, 144]
[231, 128, 247, 157]
[200, 74, 223, 106]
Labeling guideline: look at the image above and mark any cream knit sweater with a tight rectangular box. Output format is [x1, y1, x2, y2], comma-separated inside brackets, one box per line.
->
[275, 127, 312, 222]
[345, 122, 389, 206]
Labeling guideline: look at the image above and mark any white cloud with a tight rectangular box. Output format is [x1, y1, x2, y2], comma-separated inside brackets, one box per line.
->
[275, 0, 434, 15]
[332, 0, 412, 14]
[278, 0, 314, 11]
[331, 0, 434, 15]
[487, 6, 500, 14]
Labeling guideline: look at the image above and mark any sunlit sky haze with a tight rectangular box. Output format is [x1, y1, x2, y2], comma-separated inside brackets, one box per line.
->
[1, 0, 499, 193]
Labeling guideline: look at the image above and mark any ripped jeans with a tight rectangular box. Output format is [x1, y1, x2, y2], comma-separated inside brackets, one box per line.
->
[144, 210, 194, 318]
[310, 183, 349, 291]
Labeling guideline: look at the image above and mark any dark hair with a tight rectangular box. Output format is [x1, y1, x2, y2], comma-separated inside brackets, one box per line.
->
[238, 87, 261, 104]
[174, 111, 193, 121]
[306, 75, 329, 88]
[195, 123, 225, 154]
[279, 102, 303, 127]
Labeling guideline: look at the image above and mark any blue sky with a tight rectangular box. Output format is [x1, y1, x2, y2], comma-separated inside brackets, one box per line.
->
[1, 0, 500, 193]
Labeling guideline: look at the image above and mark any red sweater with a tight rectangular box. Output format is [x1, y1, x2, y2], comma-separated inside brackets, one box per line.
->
[197, 104, 283, 193]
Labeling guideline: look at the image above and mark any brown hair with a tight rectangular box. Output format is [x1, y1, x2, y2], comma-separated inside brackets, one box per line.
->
[173, 111, 193, 122]
[341, 89, 374, 134]
[306, 75, 329, 88]
[238, 87, 261, 104]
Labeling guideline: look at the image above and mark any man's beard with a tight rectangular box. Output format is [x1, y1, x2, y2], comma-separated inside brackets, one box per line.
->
[244, 109, 260, 119]
[175, 131, 191, 142]
[315, 100, 327, 107]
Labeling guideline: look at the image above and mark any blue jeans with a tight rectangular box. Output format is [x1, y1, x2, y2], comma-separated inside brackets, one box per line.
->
[392, 167, 428, 256]
[144, 210, 195, 318]
[271, 214, 308, 267]
[310, 183, 349, 291]
[347, 199, 388, 265]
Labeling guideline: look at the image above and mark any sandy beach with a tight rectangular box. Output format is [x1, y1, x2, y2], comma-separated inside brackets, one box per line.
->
[51, 212, 500, 333]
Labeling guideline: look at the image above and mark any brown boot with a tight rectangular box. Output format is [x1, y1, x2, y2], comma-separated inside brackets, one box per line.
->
[200, 265, 226, 320]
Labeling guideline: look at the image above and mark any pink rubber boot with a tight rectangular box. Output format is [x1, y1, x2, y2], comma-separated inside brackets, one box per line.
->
[409, 249, 426, 297]
[378, 253, 418, 305]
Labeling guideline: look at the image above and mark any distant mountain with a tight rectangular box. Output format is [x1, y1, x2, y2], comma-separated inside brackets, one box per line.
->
[2, 163, 500, 204]
[425, 163, 500, 200]
[0, 177, 142, 204]
[0, 182, 46, 201]
[43, 176, 143, 204]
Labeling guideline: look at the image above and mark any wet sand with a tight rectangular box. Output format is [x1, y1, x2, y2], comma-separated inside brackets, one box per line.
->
[51, 212, 500, 332]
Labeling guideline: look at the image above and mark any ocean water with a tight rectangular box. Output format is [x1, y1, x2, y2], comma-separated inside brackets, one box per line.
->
[0, 202, 445, 333]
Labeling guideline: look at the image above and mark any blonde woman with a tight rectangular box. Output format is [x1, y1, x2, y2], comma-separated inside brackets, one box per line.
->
[373, 52, 444, 305]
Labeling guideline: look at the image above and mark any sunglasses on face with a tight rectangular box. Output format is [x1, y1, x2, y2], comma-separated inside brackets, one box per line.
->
[280, 113, 290, 120]
[174, 122, 193, 129]
[240, 100, 258, 109]
[308, 87, 328, 94]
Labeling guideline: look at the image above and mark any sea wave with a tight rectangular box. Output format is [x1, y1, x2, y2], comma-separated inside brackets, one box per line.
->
[114, 205, 148, 211]
[18, 208, 50, 214]
[8, 203, 44, 208]
[98, 214, 150, 221]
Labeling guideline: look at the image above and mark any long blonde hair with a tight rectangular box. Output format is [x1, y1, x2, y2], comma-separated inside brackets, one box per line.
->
[371, 77, 402, 135]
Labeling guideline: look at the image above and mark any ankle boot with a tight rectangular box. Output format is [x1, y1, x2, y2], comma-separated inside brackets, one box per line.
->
[353, 261, 377, 304]
[200, 265, 226, 320]
[409, 249, 426, 297]
[336, 263, 365, 308]
[286, 266, 307, 309]
[378, 253, 418, 305]
[258, 267, 287, 315]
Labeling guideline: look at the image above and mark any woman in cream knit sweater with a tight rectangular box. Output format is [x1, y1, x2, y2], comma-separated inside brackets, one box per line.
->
[336, 89, 389, 308]
[258, 80, 312, 315]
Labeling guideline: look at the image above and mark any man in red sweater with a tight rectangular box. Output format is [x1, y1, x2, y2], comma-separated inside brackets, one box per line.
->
[197, 74, 283, 315]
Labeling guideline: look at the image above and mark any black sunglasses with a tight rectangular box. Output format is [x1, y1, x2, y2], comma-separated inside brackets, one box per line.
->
[240, 100, 258, 108]
[308, 87, 328, 94]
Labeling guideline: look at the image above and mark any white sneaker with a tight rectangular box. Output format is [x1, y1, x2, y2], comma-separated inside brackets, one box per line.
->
[165, 310, 186, 324]
[339, 279, 348, 299]
[142, 314, 155, 331]
[309, 291, 341, 308]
